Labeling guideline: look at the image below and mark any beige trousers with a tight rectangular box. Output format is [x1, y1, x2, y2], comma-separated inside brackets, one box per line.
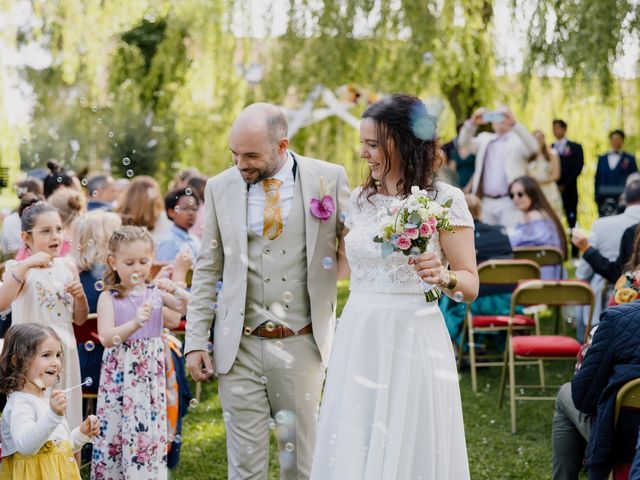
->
[218, 333, 325, 480]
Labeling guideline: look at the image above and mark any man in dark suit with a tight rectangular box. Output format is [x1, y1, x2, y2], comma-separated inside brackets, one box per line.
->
[595, 130, 638, 216]
[552, 119, 584, 257]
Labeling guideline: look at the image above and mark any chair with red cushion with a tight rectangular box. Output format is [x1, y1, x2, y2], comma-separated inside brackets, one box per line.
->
[498, 280, 594, 433]
[458, 259, 540, 393]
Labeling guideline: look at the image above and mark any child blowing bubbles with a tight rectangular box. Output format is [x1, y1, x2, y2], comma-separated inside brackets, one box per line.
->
[0, 195, 89, 431]
[91, 226, 189, 480]
[0, 324, 99, 479]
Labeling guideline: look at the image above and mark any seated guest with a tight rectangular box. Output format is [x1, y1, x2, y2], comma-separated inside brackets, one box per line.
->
[552, 298, 640, 479]
[575, 180, 640, 340]
[573, 223, 638, 284]
[508, 175, 567, 279]
[86, 174, 117, 211]
[595, 130, 638, 216]
[441, 194, 513, 345]
[156, 188, 201, 262]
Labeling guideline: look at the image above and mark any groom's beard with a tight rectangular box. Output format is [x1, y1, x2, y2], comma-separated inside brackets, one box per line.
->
[239, 151, 282, 185]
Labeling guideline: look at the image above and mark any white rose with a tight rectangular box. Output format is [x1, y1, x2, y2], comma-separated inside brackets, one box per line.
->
[426, 201, 444, 216]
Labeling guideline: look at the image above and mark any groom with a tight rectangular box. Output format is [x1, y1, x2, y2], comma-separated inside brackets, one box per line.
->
[185, 103, 350, 479]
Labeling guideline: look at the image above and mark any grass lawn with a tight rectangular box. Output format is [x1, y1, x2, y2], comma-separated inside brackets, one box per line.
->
[171, 280, 583, 479]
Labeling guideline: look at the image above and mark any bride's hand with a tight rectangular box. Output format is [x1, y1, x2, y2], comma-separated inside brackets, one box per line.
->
[409, 252, 447, 285]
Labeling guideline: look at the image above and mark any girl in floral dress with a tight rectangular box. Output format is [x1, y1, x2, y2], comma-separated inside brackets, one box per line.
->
[90, 226, 189, 480]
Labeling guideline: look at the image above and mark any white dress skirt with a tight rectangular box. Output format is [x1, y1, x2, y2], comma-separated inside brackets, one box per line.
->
[311, 183, 473, 480]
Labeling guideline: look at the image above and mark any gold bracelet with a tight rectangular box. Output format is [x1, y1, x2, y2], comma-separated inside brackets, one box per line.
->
[440, 271, 458, 290]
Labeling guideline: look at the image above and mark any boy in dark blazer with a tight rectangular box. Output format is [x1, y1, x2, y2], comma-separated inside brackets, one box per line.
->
[595, 129, 637, 216]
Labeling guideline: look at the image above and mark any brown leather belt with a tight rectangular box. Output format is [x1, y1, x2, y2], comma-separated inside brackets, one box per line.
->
[248, 322, 313, 339]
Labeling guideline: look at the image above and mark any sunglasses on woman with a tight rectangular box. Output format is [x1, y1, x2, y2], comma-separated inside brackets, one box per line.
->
[509, 191, 526, 199]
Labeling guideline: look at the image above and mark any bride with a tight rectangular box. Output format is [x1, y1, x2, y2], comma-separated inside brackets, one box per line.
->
[311, 94, 478, 479]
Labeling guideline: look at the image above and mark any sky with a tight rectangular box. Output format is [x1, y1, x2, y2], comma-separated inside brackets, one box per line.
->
[2, 0, 639, 126]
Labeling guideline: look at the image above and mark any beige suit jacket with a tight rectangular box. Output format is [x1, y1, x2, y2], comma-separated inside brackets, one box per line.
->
[458, 120, 539, 195]
[185, 152, 351, 374]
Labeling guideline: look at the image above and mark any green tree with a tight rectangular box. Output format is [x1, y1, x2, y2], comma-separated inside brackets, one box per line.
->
[519, 0, 638, 95]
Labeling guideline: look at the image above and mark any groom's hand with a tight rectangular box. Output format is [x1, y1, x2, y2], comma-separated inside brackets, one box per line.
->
[186, 350, 215, 381]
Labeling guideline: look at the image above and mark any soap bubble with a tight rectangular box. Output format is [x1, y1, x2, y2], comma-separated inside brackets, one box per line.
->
[210, 239, 219, 249]
[83, 377, 93, 387]
[260, 376, 268, 384]
[189, 398, 199, 408]
[284, 442, 295, 452]
[185, 187, 193, 195]
[122, 157, 131, 166]
[125, 169, 134, 178]
[94, 280, 104, 292]
[84, 341, 95, 352]
[322, 257, 333, 269]
[112, 335, 122, 345]
[453, 291, 464, 302]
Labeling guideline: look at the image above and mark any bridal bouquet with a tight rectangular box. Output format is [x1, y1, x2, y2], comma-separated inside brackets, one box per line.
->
[373, 186, 453, 302]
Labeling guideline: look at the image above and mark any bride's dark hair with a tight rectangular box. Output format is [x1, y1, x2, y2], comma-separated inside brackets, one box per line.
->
[360, 94, 439, 203]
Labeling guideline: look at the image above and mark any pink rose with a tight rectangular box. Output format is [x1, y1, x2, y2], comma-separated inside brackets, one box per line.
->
[394, 235, 412, 250]
[419, 218, 438, 237]
[405, 226, 419, 240]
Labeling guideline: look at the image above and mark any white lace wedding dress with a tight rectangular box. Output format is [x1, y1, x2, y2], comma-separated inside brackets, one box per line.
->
[311, 181, 473, 480]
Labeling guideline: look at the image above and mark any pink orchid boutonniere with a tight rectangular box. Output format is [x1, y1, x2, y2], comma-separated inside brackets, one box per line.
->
[310, 176, 336, 222]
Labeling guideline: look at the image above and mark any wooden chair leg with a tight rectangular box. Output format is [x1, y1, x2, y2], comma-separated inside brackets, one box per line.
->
[538, 358, 546, 390]
[498, 339, 509, 408]
[469, 323, 478, 393]
[509, 342, 517, 434]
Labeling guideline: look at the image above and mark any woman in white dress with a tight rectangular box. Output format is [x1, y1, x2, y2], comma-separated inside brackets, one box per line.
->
[311, 94, 479, 479]
[527, 129, 564, 220]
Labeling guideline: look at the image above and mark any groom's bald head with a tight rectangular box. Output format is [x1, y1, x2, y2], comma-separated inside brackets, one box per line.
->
[229, 103, 289, 185]
[232, 103, 288, 143]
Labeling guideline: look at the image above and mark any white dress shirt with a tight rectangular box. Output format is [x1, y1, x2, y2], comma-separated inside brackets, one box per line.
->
[553, 137, 568, 155]
[608, 151, 622, 170]
[248, 151, 295, 236]
[482, 134, 510, 197]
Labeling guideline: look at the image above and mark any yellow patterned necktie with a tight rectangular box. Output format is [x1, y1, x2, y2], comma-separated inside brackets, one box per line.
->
[262, 178, 283, 240]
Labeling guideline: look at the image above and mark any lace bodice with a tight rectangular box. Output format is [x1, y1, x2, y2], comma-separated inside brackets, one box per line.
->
[345, 181, 474, 294]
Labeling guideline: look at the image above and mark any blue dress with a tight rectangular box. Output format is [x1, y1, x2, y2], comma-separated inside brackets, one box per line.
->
[509, 217, 563, 279]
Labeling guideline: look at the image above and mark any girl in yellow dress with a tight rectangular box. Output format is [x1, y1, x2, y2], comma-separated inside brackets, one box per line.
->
[0, 323, 99, 479]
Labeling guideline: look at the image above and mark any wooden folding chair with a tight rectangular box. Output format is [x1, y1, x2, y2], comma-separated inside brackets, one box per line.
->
[514, 246, 567, 333]
[610, 378, 640, 480]
[512, 246, 564, 268]
[458, 259, 540, 392]
[498, 280, 594, 433]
